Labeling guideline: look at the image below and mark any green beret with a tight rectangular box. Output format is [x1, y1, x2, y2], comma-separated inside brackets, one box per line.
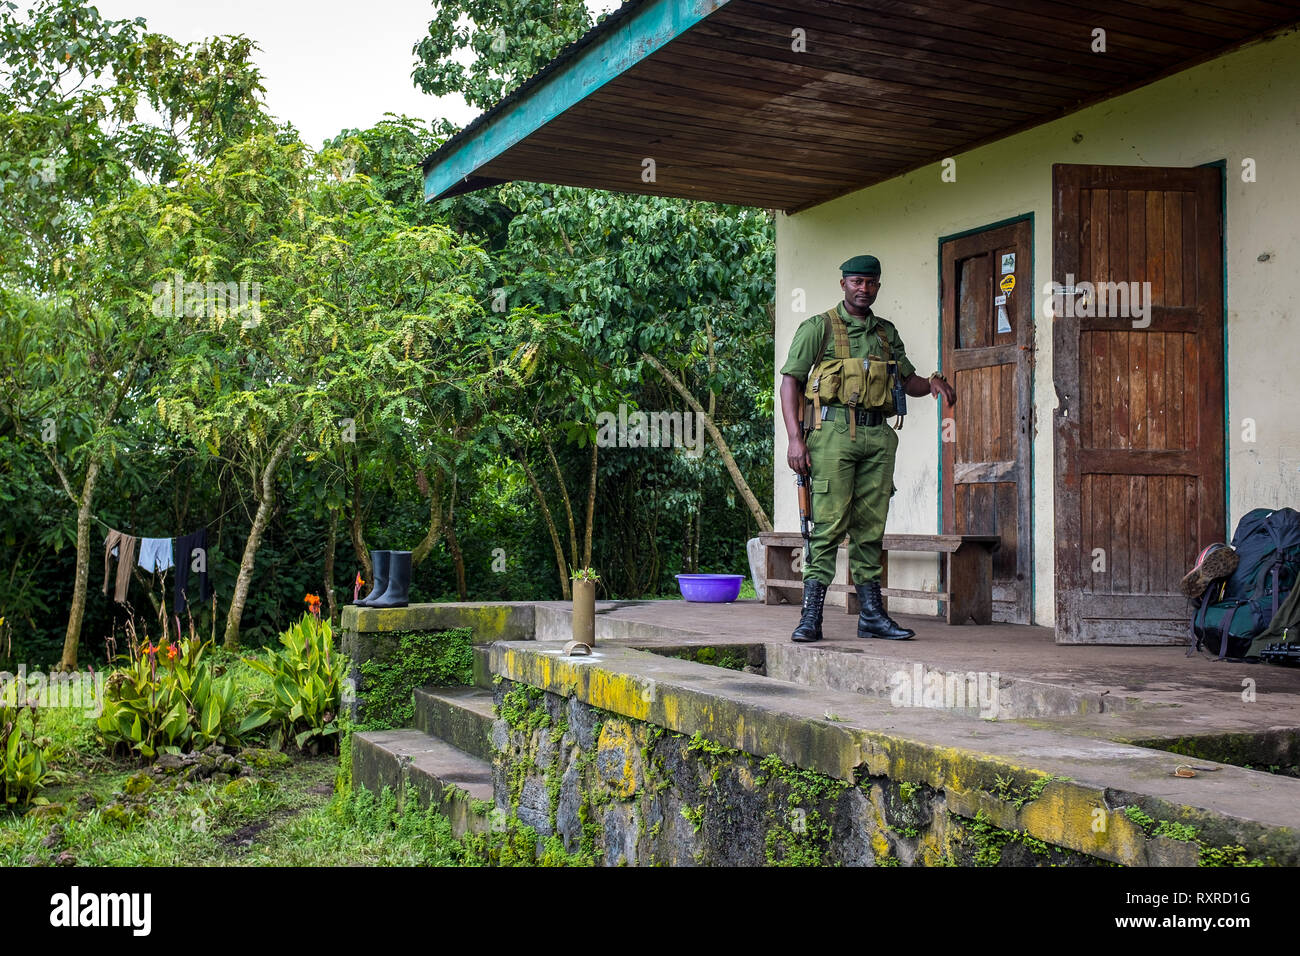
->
[840, 255, 881, 277]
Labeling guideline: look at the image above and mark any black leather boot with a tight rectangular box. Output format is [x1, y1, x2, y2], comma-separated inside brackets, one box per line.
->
[370, 550, 411, 609]
[855, 580, 915, 640]
[791, 578, 828, 643]
[355, 550, 390, 606]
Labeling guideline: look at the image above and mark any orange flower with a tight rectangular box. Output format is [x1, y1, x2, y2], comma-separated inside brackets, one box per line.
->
[167, 644, 178, 660]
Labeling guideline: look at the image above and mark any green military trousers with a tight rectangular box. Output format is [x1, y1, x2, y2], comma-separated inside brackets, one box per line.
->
[802, 413, 898, 586]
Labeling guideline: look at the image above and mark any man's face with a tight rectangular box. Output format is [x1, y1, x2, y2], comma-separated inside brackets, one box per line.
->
[841, 273, 881, 313]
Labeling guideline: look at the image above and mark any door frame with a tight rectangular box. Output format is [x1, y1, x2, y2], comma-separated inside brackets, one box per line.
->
[1205, 158, 1230, 533]
[936, 212, 1035, 623]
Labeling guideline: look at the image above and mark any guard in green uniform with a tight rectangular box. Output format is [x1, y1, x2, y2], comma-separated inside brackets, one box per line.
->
[779, 255, 957, 642]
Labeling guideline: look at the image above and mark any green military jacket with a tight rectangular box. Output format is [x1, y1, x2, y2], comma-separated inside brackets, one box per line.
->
[780, 302, 917, 384]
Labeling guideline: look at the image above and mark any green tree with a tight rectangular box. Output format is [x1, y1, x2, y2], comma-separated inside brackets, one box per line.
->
[0, 0, 271, 667]
[145, 134, 539, 647]
[412, 0, 594, 113]
[411, 0, 777, 562]
[499, 185, 775, 531]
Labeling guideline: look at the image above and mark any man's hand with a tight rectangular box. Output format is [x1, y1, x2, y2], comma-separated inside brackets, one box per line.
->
[930, 374, 957, 407]
[787, 433, 811, 476]
[904, 371, 956, 406]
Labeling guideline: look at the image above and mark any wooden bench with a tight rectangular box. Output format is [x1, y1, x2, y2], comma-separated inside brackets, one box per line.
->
[759, 531, 1000, 625]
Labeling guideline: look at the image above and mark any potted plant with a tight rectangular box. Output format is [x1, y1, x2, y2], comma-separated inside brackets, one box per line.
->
[571, 568, 600, 647]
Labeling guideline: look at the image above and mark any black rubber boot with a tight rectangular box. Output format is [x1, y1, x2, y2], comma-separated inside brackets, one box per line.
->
[369, 550, 411, 609]
[355, 550, 390, 606]
[855, 580, 915, 640]
[791, 578, 828, 643]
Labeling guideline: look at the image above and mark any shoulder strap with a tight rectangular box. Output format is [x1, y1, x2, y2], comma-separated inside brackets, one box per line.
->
[1249, 557, 1279, 602]
[811, 306, 861, 362]
[831, 309, 850, 361]
[1189, 588, 1215, 656]
[805, 310, 837, 434]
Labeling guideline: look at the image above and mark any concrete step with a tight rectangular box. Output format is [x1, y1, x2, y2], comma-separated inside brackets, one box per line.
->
[352, 728, 493, 836]
[473, 644, 494, 689]
[414, 685, 497, 761]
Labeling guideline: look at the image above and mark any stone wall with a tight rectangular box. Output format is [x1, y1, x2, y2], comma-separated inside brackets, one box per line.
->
[491, 678, 1105, 866]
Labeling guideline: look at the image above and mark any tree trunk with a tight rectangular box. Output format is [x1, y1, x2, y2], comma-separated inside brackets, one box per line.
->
[410, 468, 445, 565]
[130, 566, 163, 621]
[641, 352, 773, 532]
[705, 316, 718, 422]
[445, 483, 468, 601]
[323, 506, 338, 624]
[53, 343, 145, 668]
[544, 437, 580, 571]
[222, 421, 306, 649]
[582, 441, 596, 569]
[520, 452, 570, 600]
[348, 447, 371, 582]
[58, 457, 100, 671]
[694, 500, 702, 572]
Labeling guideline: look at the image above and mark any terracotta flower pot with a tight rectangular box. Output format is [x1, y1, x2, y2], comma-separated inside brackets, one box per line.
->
[572, 578, 596, 646]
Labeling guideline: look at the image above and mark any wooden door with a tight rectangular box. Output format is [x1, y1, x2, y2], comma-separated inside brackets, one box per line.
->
[941, 218, 1034, 624]
[1052, 164, 1224, 644]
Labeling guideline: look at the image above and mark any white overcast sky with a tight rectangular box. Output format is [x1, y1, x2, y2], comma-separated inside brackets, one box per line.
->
[81, 0, 620, 149]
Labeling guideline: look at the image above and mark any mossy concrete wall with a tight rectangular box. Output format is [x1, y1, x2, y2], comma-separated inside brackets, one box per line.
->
[339, 602, 534, 718]
[492, 678, 1106, 866]
[488, 642, 1298, 866]
[341, 602, 533, 649]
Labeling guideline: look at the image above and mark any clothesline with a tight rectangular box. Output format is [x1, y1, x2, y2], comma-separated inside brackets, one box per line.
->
[103, 526, 213, 611]
[90, 497, 245, 538]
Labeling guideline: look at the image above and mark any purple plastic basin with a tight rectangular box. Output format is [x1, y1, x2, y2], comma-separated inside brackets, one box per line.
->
[675, 573, 743, 603]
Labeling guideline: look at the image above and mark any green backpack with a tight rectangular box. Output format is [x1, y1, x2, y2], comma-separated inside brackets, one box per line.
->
[1249, 584, 1300, 661]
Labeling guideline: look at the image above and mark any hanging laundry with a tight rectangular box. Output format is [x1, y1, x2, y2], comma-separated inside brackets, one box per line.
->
[174, 527, 212, 614]
[137, 537, 174, 574]
[102, 530, 139, 603]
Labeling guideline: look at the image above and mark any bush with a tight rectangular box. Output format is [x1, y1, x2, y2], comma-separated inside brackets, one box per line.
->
[96, 636, 241, 759]
[0, 702, 50, 807]
[240, 614, 347, 753]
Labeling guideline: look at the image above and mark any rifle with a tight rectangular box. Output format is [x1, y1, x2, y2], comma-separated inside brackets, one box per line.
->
[890, 361, 907, 429]
[1259, 640, 1300, 666]
[795, 473, 812, 564]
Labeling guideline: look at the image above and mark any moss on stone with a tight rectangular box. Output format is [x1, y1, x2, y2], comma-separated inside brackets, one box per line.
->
[355, 628, 473, 729]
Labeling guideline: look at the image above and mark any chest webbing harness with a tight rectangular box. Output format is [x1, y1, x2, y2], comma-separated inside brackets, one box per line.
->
[802, 308, 903, 439]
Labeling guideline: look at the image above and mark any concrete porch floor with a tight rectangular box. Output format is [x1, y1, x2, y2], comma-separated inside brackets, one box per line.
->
[536, 598, 1300, 751]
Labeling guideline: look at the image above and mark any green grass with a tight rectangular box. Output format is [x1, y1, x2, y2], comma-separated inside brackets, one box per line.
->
[0, 648, 473, 866]
[1, 750, 475, 866]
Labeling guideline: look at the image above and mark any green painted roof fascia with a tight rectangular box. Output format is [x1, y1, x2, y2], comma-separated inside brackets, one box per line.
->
[423, 0, 730, 202]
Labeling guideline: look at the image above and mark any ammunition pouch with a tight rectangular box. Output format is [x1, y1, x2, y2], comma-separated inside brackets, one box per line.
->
[803, 307, 906, 437]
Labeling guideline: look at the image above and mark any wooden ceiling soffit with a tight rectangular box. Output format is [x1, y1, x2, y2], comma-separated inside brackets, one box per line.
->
[422, 0, 1300, 212]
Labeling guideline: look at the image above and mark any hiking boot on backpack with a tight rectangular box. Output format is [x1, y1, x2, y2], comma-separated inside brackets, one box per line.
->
[1180, 543, 1239, 599]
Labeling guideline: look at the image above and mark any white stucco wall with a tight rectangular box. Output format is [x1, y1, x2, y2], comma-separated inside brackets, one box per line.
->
[773, 27, 1300, 626]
